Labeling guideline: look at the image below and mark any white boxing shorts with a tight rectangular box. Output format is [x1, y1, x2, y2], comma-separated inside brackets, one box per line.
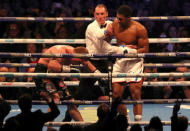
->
[112, 57, 144, 83]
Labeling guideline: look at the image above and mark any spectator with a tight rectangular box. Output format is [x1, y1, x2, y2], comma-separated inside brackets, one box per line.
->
[0, 7, 8, 37]
[142, 67, 163, 99]
[71, 0, 81, 16]
[165, 25, 178, 52]
[182, 0, 190, 16]
[167, 0, 181, 15]
[19, 43, 39, 82]
[3, 59, 19, 99]
[4, 23, 22, 38]
[144, 116, 163, 131]
[130, 124, 142, 131]
[0, 94, 11, 129]
[3, 93, 60, 131]
[150, 0, 162, 16]
[0, 23, 26, 63]
[84, 98, 128, 131]
[114, 114, 129, 131]
[83, 103, 110, 131]
[54, 11, 66, 35]
[171, 100, 188, 131]
[71, 19, 89, 39]
[59, 124, 82, 131]
[176, 27, 190, 52]
[55, 24, 69, 39]
[163, 66, 190, 99]
[7, 66, 17, 82]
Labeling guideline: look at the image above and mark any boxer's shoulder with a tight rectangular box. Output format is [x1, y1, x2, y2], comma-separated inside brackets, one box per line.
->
[133, 21, 146, 30]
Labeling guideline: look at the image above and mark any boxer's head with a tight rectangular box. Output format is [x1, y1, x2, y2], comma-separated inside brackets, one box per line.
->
[94, 4, 108, 25]
[74, 46, 89, 54]
[117, 5, 132, 28]
[72, 46, 89, 64]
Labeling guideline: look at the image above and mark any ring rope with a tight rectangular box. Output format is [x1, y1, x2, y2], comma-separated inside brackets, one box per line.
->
[45, 122, 93, 127]
[3, 121, 189, 127]
[44, 121, 190, 126]
[0, 38, 189, 44]
[0, 52, 189, 58]
[1, 63, 190, 68]
[1, 81, 190, 87]
[0, 63, 83, 68]
[144, 63, 190, 68]
[6, 99, 190, 105]
[0, 63, 36, 67]
[0, 72, 190, 78]
[0, 16, 190, 22]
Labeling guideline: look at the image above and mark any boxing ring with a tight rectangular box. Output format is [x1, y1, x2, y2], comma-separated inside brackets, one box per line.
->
[1, 16, 190, 131]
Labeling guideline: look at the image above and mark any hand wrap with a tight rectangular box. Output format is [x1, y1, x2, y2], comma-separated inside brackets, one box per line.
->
[62, 65, 80, 73]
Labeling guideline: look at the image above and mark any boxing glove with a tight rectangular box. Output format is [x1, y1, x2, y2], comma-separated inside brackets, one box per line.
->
[119, 45, 137, 54]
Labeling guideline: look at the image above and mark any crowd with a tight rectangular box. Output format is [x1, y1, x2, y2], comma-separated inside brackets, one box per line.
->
[0, 0, 190, 130]
[0, 0, 189, 100]
[0, 93, 188, 131]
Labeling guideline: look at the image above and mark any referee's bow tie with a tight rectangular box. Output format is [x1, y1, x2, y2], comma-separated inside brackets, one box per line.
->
[100, 23, 107, 28]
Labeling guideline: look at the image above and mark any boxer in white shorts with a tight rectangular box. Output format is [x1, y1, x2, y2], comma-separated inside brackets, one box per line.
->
[99, 5, 149, 121]
[112, 56, 144, 83]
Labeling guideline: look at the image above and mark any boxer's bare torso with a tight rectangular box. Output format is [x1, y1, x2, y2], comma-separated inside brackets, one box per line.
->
[111, 20, 149, 53]
[38, 45, 74, 66]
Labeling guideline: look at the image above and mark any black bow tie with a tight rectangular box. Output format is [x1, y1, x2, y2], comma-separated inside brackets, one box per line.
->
[100, 23, 107, 29]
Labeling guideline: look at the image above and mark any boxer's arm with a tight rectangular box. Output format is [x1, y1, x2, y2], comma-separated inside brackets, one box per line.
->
[106, 23, 114, 36]
[82, 60, 96, 72]
[137, 26, 149, 53]
[47, 60, 62, 72]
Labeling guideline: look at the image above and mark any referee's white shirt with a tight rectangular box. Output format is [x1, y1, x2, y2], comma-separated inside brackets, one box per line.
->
[86, 20, 119, 56]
